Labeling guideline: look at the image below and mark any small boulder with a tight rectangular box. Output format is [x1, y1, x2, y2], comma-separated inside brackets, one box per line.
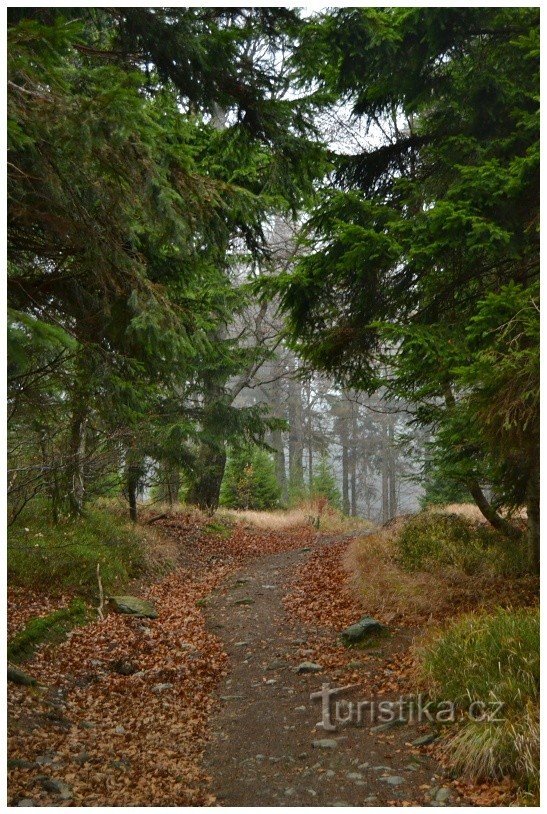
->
[152, 683, 173, 693]
[340, 617, 386, 645]
[381, 775, 405, 786]
[312, 738, 338, 749]
[412, 731, 438, 746]
[296, 661, 322, 674]
[111, 659, 139, 676]
[38, 777, 73, 800]
[109, 596, 157, 619]
[8, 666, 37, 686]
[8, 758, 35, 770]
[435, 787, 452, 803]
[371, 718, 406, 733]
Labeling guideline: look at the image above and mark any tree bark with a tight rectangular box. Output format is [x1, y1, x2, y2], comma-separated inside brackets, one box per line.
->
[388, 417, 397, 520]
[443, 384, 521, 540]
[67, 403, 88, 516]
[186, 444, 227, 514]
[341, 441, 350, 515]
[287, 356, 304, 493]
[525, 451, 540, 573]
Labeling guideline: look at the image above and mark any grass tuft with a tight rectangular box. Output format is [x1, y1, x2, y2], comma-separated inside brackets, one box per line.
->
[418, 607, 539, 797]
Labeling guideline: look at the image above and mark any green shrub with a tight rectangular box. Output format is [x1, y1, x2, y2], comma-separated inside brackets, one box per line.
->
[8, 598, 89, 662]
[8, 506, 146, 596]
[419, 607, 539, 797]
[396, 511, 525, 575]
[221, 444, 281, 510]
[310, 454, 341, 510]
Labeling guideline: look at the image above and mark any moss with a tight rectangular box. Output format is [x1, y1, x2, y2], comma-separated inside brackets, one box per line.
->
[203, 520, 232, 538]
[8, 598, 90, 662]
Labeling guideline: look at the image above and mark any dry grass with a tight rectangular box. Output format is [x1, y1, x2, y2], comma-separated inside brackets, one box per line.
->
[220, 503, 374, 534]
[219, 507, 310, 530]
[431, 502, 527, 522]
[345, 521, 537, 627]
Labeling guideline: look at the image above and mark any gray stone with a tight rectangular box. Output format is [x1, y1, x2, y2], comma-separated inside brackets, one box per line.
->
[340, 617, 386, 645]
[268, 660, 287, 670]
[17, 800, 36, 807]
[364, 795, 378, 803]
[8, 666, 37, 686]
[39, 777, 73, 799]
[436, 787, 452, 803]
[109, 596, 157, 618]
[115, 725, 126, 735]
[296, 661, 322, 674]
[370, 718, 406, 732]
[347, 772, 364, 781]
[152, 682, 173, 693]
[412, 732, 438, 746]
[381, 775, 405, 786]
[312, 739, 338, 749]
[8, 758, 35, 769]
[112, 659, 138, 676]
[358, 762, 370, 770]
[405, 762, 421, 771]
[234, 641, 250, 647]
[35, 754, 57, 766]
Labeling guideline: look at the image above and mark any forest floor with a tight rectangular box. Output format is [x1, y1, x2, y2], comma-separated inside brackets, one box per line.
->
[8, 511, 514, 806]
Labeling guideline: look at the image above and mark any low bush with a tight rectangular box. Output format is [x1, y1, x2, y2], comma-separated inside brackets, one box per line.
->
[418, 607, 539, 799]
[396, 511, 525, 576]
[8, 506, 147, 597]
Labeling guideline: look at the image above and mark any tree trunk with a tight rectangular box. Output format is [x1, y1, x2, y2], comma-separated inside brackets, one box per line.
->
[287, 357, 304, 493]
[127, 465, 140, 523]
[186, 444, 227, 514]
[388, 417, 397, 520]
[341, 442, 350, 515]
[382, 461, 389, 524]
[525, 452, 540, 573]
[67, 403, 88, 516]
[271, 427, 288, 503]
[67, 355, 91, 517]
[443, 384, 521, 540]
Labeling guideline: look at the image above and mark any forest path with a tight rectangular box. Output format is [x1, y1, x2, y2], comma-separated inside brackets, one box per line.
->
[203, 532, 457, 807]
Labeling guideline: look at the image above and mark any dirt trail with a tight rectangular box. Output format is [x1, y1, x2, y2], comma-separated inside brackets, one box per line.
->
[203, 533, 459, 807]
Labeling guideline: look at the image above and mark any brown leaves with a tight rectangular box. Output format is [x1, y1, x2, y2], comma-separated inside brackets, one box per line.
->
[8, 565, 231, 806]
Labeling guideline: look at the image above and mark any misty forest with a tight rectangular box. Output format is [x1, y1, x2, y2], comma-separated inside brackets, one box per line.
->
[7, 6, 539, 809]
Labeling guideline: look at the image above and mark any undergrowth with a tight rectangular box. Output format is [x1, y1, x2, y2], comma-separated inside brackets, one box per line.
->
[418, 607, 539, 800]
[396, 511, 526, 576]
[8, 505, 148, 597]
